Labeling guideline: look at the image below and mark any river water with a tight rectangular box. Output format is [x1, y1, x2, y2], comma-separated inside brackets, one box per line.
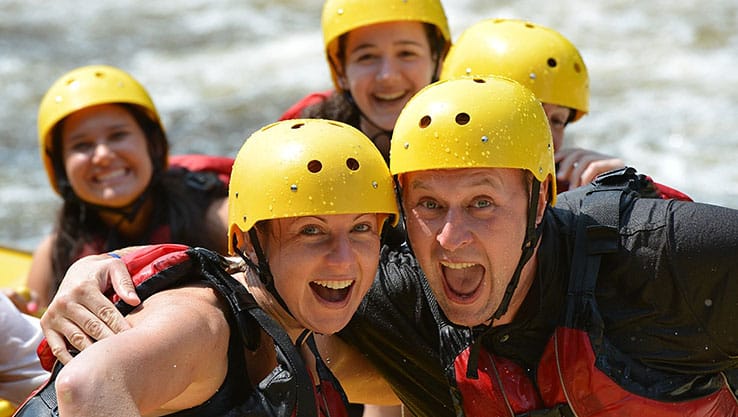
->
[1, 0, 737, 251]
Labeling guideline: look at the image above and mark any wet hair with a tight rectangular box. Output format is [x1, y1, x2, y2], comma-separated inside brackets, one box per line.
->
[47, 104, 225, 301]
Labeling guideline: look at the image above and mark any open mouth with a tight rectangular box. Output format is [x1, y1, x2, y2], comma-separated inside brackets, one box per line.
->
[374, 90, 407, 102]
[94, 168, 129, 184]
[440, 261, 485, 304]
[309, 280, 354, 304]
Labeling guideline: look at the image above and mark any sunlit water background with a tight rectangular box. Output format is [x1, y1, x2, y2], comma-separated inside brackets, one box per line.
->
[1, 0, 737, 251]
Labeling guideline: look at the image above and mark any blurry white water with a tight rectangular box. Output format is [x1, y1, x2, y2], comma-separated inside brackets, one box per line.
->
[1, 0, 737, 251]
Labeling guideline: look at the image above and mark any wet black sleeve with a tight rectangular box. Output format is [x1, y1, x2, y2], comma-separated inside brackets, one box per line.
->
[598, 198, 738, 373]
[339, 247, 457, 417]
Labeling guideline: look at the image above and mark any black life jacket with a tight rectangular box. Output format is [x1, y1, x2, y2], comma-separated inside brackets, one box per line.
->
[18, 244, 349, 417]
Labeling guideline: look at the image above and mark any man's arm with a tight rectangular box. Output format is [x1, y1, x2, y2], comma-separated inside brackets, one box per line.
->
[56, 284, 230, 416]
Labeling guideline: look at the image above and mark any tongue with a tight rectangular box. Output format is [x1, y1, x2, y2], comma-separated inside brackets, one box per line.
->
[443, 265, 484, 296]
[310, 283, 350, 303]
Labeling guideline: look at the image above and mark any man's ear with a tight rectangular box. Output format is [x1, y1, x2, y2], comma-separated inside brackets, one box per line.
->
[536, 177, 551, 225]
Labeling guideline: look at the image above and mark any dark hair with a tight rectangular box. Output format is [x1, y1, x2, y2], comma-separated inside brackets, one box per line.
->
[47, 105, 224, 301]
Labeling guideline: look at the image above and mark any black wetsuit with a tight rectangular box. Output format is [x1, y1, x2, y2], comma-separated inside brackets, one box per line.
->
[341, 168, 738, 416]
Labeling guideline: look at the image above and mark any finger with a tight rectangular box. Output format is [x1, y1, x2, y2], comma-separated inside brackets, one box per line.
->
[555, 149, 586, 180]
[73, 283, 132, 335]
[44, 287, 129, 342]
[44, 330, 77, 364]
[108, 258, 141, 306]
[579, 158, 625, 185]
[569, 158, 590, 188]
[41, 300, 98, 349]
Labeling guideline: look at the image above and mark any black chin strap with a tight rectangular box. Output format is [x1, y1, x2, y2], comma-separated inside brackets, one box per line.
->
[466, 179, 543, 378]
[232, 230, 294, 318]
[343, 91, 393, 157]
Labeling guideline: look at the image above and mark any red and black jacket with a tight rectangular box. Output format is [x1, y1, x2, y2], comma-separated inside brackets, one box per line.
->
[23, 245, 345, 417]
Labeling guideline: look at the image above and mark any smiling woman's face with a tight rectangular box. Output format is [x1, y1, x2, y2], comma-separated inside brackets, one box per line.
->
[342, 21, 436, 133]
[61, 103, 153, 207]
[262, 212, 383, 334]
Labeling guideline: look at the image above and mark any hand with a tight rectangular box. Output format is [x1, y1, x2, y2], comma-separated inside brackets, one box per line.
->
[555, 147, 625, 189]
[40, 253, 140, 364]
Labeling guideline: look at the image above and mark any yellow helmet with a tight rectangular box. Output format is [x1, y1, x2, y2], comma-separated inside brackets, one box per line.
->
[37, 65, 164, 194]
[391, 76, 556, 204]
[322, 0, 451, 92]
[228, 119, 399, 254]
[440, 19, 589, 122]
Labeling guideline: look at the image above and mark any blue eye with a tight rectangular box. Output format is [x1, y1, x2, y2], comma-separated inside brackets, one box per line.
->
[472, 199, 492, 209]
[301, 225, 321, 235]
[420, 200, 440, 209]
[353, 223, 371, 232]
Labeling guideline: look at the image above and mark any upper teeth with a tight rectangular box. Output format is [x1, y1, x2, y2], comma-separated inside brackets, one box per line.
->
[313, 280, 353, 289]
[97, 169, 126, 181]
[376, 91, 404, 101]
[440, 262, 476, 270]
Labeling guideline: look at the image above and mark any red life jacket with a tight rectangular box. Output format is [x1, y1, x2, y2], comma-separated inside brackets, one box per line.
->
[279, 90, 335, 121]
[537, 327, 738, 417]
[168, 153, 234, 186]
[452, 168, 734, 417]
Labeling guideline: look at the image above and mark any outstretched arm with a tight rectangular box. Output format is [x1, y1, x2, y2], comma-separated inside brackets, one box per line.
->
[56, 284, 229, 416]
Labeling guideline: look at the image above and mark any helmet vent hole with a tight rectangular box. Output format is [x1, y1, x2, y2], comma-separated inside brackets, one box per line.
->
[346, 157, 360, 171]
[472, 78, 486, 84]
[94, 71, 105, 78]
[291, 122, 305, 130]
[455, 113, 470, 125]
[419, 115, 432, 128]
[307, 159, 323, 173]
[573, 63, 581, 73]
[547, 58, 557, 68]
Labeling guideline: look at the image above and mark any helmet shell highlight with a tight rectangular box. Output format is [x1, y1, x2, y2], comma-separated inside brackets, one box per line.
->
[441, 19, 589, 121]
[228, 119, 399, 254]
[391, 76, 556, 204]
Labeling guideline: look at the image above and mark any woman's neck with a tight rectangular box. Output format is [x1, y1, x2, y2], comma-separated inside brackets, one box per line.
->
[241, 268, 307, 344]
[97, 196, 155, 240]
